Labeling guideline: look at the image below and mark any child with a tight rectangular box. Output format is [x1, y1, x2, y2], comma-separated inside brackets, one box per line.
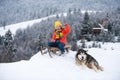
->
[48, 21, 71, 56]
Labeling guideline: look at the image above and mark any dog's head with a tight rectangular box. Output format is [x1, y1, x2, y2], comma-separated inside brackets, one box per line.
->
[76, 49, 88, 61]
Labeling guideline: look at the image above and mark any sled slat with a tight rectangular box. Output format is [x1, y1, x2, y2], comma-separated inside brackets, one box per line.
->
[50, 45, 71, 52]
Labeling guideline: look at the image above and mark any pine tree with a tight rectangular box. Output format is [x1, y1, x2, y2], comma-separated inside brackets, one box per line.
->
[81, 11, 91, 35]
[108, 23, 112, 32]
[1, 20, 6, 30]
[118, 35, 120, 42]
[98, 43, 101, 48]
[0, 35, 4, 62]
[3, 30, 16, 62]
[38, 33, 46, 52]
[67, 8, 72, 22]
[0, 35, 4, 45]
[92, 42, 96, 48]
[83, 11, 89, 24]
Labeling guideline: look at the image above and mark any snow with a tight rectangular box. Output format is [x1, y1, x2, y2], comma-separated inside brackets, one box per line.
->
[0, 10, 101, 36]
[0, 15, 54, 35]
[98, 23, 108, 32]
[0, 13, 67, 36]
[0, 43, 120, 80]
[0, 11, 119, 80]
[81, 10, 102, 14]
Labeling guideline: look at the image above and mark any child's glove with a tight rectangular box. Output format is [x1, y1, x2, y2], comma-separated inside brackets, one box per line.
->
[64, 23, 68, 26]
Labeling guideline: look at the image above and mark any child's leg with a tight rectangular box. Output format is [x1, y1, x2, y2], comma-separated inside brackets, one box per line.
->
[48, 42, 57, 47]
[58, 42, 65, 53]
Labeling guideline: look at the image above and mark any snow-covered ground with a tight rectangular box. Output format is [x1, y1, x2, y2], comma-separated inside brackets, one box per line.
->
[0, 43, 120, 80]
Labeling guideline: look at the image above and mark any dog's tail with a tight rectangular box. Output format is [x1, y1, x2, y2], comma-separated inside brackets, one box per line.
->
[97, 65, 104, 71]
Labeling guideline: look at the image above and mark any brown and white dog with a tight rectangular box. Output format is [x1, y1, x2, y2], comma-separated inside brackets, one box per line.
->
[75, 49, 104, 72]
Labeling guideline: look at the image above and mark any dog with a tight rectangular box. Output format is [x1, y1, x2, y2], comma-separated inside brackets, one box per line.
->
[75, 49, 104, 72]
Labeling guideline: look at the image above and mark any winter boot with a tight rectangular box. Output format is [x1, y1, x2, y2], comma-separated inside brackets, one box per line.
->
[59, 51, 65, 56]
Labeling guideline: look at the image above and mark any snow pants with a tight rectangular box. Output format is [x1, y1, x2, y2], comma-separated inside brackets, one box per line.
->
[48, 40, 65, 53]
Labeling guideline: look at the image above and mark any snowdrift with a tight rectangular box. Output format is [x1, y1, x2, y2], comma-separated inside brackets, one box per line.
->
[0, 45, 120, 80]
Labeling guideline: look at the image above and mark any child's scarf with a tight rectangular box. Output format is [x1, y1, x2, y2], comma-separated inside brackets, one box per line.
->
[55, 31, 63, 39]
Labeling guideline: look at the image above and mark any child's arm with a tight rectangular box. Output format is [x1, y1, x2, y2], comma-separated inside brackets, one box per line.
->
[63, 23, 71, 34]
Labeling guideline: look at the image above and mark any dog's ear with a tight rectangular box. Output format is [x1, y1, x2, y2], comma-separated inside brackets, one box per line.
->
[86, 50, 88, 52]
[84, 50, 88, 53]
[77, 50, 81, 53]
[78, 49, 81, 52]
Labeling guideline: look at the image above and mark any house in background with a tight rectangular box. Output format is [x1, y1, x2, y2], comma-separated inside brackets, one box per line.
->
[92, 19, 108, 34]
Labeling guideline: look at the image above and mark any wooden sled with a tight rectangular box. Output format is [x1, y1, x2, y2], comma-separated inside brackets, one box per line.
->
[40, 45, 71, 58]
[48, 45, 71, 58]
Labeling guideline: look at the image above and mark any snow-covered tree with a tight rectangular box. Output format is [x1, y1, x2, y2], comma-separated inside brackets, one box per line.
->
[3, 30, 16, 62]
[83, 11, 89, 24]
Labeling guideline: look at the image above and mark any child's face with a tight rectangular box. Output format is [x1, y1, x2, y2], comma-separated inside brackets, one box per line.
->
[55, 26, 62, 31]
